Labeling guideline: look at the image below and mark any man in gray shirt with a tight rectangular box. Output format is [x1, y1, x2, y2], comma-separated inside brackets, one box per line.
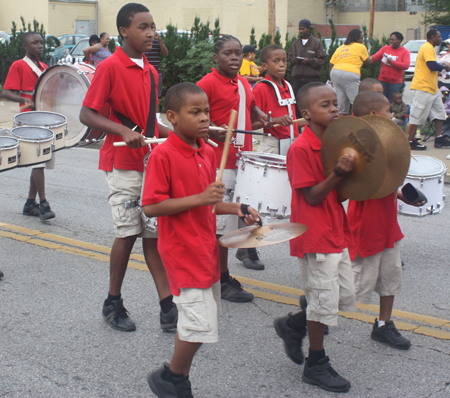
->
[289, 19, 326, 115]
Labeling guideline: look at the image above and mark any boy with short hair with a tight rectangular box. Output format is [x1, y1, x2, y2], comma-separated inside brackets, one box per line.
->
[143, 82, 260, 398]
[358, 77, 384, 94]
[350, 90, 419, 350]
[2, 32, 56, 220]
[252, 44, 302, 154]
[80, 3, 176, 332]
[390, 92, 408, 124]
[274, 82, 356, 393]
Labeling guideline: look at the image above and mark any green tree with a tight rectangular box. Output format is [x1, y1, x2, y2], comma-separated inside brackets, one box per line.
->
[249, 27, 257, 47]
[175, 40, 216, 84]
[423, 0, 450, 26]
[319, 19, 341, 82]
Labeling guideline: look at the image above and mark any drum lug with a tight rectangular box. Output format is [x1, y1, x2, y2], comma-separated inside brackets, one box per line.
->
[64, 127, 68, 137]
[398, 203, 402, 211]
[0, 154, 2, 165]
[258, 201, 262, 212]
[51, 143, 55, 151]
[77, 69, 89, 75]
[444, 195, 446, 202]
[266, 205, 279, 217]
[427, 205, 435, 214]
[37, 143, 41, 157]
[264, 164, 268, 176]
[235, 195, 240, 203]
[439, 176, 443, 184]
[282, 204, 288, 217]
[420, 177, 424, 187]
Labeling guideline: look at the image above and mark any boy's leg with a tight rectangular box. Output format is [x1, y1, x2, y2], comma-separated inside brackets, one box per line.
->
[29, 168, 44, 200]
[170, 335, 202, 376]
[379, 295, 395, 321]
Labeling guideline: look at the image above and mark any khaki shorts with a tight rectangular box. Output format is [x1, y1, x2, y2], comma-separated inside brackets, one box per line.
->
[105, 168, 157, 239]
[31, 153, 56, 170]
[409, 89, 446, 125]
[257, 135, 280, 154]
[298, 248, 356, 326]
[173, 282, 221, 343]
[216, 169, 238, 236]
[352, 241, 402, 303]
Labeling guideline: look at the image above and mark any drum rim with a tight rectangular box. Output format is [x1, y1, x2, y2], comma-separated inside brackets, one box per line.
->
[0, 136, 20, 150]
[407, 155, 447, 178]
[239, 151, 287, 167]
[11, 126, 55, 143]
[14, 111, 67, 129]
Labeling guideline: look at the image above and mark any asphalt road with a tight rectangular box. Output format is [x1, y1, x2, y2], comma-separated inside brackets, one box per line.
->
[0, 137, 450, 398]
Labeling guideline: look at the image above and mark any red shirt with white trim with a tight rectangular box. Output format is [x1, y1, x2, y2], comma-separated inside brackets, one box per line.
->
[3, 59, 47, 113]
[287, 126, 352, 258]
[82, 47, 159, 172]
[347, 193, 404, 260]
[197, 68, 255, 169]
[142, 132, 219, 295]
[252, 75, 300, 140]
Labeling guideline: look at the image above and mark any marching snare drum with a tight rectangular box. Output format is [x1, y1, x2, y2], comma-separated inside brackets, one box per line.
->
[14, 111, 67, 151]
[0, 136, 20, 172]
[398, 155, 446, 216]
[33, 63, 109, 147]
[11, 127, 54, 167]
[234, 152, 291, 219]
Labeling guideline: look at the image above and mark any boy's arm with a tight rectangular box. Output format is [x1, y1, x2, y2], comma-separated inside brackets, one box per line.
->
[2, 89, 33, 108]
[396, 104, 408, 119]
[216, 202, 261, 225]
[79, 106, 147, 148]
[302, 154, 354, 206]
[250, 105, 269, 127]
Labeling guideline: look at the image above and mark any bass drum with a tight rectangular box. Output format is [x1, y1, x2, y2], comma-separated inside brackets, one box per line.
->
[33, 63, 110, 147]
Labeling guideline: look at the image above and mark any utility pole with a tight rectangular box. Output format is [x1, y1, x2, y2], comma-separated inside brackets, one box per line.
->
[269, 0, 276, 42]
[369, 0, 375, 38]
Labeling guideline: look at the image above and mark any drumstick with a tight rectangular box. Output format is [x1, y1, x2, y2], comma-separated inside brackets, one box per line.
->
[213, 109, 237, 214]
[411, 154, 418, 162]
[208, 126, 271, 137]
[113, 138, 218, 148]
[272, 118, 305, 127]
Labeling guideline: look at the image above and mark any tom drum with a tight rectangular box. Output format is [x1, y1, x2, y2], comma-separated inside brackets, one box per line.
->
[11, 127, 54, 167]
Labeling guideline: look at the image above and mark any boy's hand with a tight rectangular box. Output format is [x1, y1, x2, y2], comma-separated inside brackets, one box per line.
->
[273, 115, 293, 127]
[122, 129, 147, 148]
[208, 125, 227, 142]
[199, 181, 225, 206]
[237, 204, 261, 226]
[333, 154, 355, 177]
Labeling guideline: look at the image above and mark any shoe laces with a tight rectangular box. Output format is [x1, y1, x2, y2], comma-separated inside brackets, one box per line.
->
[247, 248, 260, 261]
[229, 276, 243, 290]
[115, 304, 130, 320]
[387, 324, 401, 337]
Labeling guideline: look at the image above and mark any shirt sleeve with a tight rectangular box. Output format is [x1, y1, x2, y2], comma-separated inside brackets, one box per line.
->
[372, 47, 385, 63]
[288, 145, 317, 189]
[391, 49, 410, 70]
[3, 62, 22, 91]
[423, 44, 437, 63]
[240, 60, 251, 76]
[142, 149, 171, 206]
[82, 63, 112, 112]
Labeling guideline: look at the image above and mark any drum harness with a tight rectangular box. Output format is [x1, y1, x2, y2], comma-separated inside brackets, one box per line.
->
[21, 57, 44, 97]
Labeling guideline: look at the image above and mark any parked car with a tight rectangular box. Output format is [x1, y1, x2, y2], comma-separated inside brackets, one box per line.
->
[59, 36, 121, 64]
[0, 31, 9, 40]
[58, 34, 88, 51]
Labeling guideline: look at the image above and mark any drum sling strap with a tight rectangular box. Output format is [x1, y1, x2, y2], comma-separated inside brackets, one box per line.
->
[254, 79, 296, 155]
[113, 69, 156, 138]
[21, 56, 43, 96]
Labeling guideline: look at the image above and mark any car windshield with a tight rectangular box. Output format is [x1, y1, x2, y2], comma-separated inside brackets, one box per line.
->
[71, 39, 90, 56]
[403, 41, 426, 53]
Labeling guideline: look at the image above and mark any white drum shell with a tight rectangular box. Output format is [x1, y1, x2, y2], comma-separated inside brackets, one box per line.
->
[234, 152, 291, 219]
[398, 155, 446, 216]
[0, 137, 19, 172]
[11, 127, 54, 167]
[14, 111, 67, 151]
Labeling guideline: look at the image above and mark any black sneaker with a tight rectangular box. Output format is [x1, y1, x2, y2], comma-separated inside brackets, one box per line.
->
[147, 363, 193, 398]
[302, 356, 351, 393]
[39, 201, 55, 220]
[221, 276, 254, 302]
[299, 295, 329, 335]
[102, 299, 136, 331]
[160, 305, 178, 332]
[410, 139, 427, 150]
[23, 200, 40, 217]
[371, 319, 411, 350]
[236, 248, 265, 270]
[434, 135, 450, 148]
[274, 314, 307, 364]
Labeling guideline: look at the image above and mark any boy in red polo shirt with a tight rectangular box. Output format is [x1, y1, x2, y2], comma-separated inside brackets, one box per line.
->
[80, 3, 176, 332]
[143, 82, 260, 397]
[197, 35, 269, 282]
[274, 82, 356, 393]
[2, 32, 56, 220]
[349, 90, 420, 350]
[252, 44, 305, 154]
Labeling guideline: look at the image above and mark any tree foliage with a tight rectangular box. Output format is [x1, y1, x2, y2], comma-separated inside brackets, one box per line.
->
[423, 0, 450, 26]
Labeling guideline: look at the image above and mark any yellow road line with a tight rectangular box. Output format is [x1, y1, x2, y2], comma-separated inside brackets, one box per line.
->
[1, 221, 450, 340]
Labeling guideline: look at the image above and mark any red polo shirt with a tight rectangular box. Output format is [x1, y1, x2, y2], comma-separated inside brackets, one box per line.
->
[3, 59, 47, 113]
[82, 47, 159, 172]
[347, 193, 404, 260]
[287, 126, 352, 258]
[142, 132, 220, 295]
[197, 68, 255, 169]
[252, 75, 300, 140]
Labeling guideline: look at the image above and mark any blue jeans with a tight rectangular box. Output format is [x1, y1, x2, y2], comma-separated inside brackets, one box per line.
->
[379, 81, 402, 103]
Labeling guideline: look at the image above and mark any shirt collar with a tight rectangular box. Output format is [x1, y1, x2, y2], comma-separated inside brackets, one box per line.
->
[168, 131, 206, 158]
[303, 125, 321, 151]
[212, 68, 238, 85]
[115, 47, 149, 69]
[265, 74, 288, 94]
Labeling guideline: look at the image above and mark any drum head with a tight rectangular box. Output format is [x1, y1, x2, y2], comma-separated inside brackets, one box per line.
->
[407, 155, 446, 177]
[34, 64, 93, 147]
[14, 111, 67, 128]
[0, 136, 19, 149]
[11, 126, 54, 141]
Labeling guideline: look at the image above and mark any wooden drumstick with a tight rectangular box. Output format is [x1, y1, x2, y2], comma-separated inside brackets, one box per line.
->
[272, 118, 305, 127]
[213, 109, 237, 214]
[113, 138, 218, 148]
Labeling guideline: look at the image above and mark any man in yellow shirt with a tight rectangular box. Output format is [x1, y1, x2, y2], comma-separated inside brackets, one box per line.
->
[408, 29, 450, 150]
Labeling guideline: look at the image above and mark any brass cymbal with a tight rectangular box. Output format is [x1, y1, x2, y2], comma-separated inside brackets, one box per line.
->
[218, 222, 308, 249]
[361, 115, 411, 199]
[321, 117, 387, 201]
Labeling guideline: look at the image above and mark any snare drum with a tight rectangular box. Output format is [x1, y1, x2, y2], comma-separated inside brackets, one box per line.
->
[14, 111, 67, 151]
[33, 63, 109, 147]
[398, 155, 446, 216]
[234, 152, 291, 219]
[11, 127, 54, 167]
[0, 136, 20, 172]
